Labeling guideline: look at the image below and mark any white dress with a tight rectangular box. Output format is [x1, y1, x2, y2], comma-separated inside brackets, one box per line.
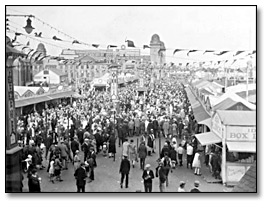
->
[192, 152, 201, 168]
[49, 161, 55, 175]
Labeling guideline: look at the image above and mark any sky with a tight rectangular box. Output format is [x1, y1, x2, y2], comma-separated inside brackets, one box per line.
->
[6, 6, 256, 65]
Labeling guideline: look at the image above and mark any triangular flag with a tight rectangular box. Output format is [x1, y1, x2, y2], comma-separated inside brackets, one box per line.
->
[203, 50, 214, 54]
[158, 48, 166, 55]
[217, 61, 221, 65]
[15, 32, 22, 36]
[34, 32, 42, 38]
[92, 44, 99, 48]
[107, 45, 117, 49]
[26, 49, 34, 59]
[22, 46, 30, 51]
[230, 59, 237, 65]
[187, 50, 198, 56]
[34, 53, 43, 62]
[52, 36, 62, 41]
[252, 50, 256, 54]
[72, 40, 80, 44]
[143, 45, 150, 49]
[29, 51, 39, 61]
[11, 35, 17, 43]
[215, 51, 229, 56]
[126, 40, 135, 47]
[38, 55, 50, 62]
[173, 49, 186, 55]
[233, 51, 245, 56]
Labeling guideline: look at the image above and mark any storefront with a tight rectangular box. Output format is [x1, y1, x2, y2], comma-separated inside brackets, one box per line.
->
[195, 110, 256, 186]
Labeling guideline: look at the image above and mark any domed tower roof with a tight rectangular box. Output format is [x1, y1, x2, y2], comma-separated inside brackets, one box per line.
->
[36, 43, 47, 55]
[150, 34, 161, 44]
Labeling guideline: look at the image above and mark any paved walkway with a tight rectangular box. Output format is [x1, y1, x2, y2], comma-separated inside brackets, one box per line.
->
[22, 136, 229, 192]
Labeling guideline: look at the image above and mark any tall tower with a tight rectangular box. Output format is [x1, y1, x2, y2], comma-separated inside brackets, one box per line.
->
[150, 34, 166, 65]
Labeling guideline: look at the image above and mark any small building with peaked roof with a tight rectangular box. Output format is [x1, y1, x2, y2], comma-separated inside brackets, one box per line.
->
[33, 68, 68, 84]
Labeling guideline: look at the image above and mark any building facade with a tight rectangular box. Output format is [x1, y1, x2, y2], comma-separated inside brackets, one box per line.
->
[12, 57, 33, 86]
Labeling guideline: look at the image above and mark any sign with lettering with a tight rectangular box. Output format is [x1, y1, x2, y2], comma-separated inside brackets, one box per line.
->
[227, 165, 251, 183]
[227, 126, 256, 141]
[111, 68, 118, 100]
[212, 113, 223, 138]
[7, 65, 17, 147]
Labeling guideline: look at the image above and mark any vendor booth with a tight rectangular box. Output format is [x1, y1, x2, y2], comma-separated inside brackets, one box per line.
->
[195, 110, 256, 186]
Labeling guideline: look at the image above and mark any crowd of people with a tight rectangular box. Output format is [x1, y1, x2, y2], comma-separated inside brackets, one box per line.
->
[16, 73, 222, 192]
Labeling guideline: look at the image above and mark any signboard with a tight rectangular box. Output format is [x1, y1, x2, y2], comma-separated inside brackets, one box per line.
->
[227, 164, 251, 183]
[111, 68, 118, 100]
[227, 126, 256, 141]
[211, 113, 223, 138]
[7, 66, 17, 146]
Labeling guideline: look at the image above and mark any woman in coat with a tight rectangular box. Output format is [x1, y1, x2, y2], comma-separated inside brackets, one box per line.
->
[163, 119, 170, 137]
[73, 150, 81, 172]
[129, 139, 137, 168]
[108, 134, 116, 158]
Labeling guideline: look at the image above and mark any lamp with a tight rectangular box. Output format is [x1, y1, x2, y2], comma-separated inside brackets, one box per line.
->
[23, 18, 35, 34]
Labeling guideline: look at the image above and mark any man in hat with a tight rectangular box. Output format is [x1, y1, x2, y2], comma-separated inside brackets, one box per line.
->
[70, 136, 80, 159]
[190, 180, 201, 192]
[147, 130, 155, 156]
[138, 142, 148, 170]
[82, 138, 90, 162]
[155, 160, 167, 192]
[58, 140, 69, 170]
[119, 155, 130, 188]
[74, 162, 87, 192]
[178, 181, 186, 192]
[142, 164, 155, 192]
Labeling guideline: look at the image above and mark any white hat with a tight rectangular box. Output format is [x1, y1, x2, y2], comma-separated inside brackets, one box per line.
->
[145, 164, 151, 169]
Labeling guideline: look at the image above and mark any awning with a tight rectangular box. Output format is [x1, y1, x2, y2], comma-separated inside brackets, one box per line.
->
[195, 132, 222, 146]
[198, 118, 211, 129]
[226, 141, 256, 153]
[185, 88, 199, 107]
[185, 87, 210, 123]
[15, 90, 74, 108]
[192, 104, 210, 123]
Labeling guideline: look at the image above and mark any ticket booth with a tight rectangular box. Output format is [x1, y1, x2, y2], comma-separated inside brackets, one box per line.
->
[195, 110, 256, 186]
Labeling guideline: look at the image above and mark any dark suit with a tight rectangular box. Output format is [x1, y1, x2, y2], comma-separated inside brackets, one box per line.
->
[70, 140, 79, 158]
[119, 158, 130, 188]
[142, 170, 154, 192]
[74, 166, 87, 192]
[190, 188, 201, 192]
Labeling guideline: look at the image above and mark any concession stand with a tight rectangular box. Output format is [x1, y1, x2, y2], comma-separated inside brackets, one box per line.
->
[195, 110, 256, 186]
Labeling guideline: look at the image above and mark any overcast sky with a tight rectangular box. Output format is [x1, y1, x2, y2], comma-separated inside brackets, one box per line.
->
[6, 6, 256, 64]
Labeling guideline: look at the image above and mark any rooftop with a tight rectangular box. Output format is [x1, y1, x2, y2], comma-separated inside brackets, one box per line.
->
[232, 162, 256, 192]
[216, 110, 256, 126]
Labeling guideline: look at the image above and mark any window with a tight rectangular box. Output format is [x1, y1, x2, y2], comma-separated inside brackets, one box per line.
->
[226, 150, 256, 164]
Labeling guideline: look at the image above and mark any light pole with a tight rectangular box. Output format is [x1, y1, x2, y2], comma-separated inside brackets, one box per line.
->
[6, 14, 35, 34]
